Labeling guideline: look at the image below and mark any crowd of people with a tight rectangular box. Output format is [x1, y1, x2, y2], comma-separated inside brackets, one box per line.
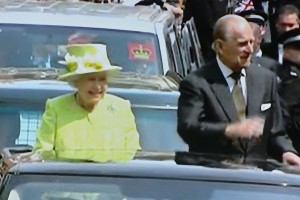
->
[30, 0, 300, 167]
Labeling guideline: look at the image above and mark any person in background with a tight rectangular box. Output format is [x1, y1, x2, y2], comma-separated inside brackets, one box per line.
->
[182, 0, 228, 63]
[262, 4, 300, 63]
[34, 43, 141, 162]
[269, 0, 300, 40]
[182, 0, 263, 64]
[272, 0, 300, 11]
[239, 9, 282, 73]
[276, 4, 300, 36]
[177, 14, 300, 166]
[238, 9, 268, 56]
[135, 0, 183, 16]
[239, 9, 294, 143]
[277, 28, 300, 152]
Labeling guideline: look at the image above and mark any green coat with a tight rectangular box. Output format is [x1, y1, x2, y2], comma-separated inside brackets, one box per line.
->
[34, 93, 141, 162]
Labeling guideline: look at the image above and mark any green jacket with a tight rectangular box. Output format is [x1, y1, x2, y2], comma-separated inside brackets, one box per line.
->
[34, 93, 141, 162]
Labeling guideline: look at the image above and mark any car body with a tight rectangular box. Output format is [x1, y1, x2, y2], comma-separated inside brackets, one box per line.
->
[0, 1, 199, 151]
[1, 151, 300, 200]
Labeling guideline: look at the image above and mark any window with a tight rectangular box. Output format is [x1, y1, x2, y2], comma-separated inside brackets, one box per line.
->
[0, 25, 163, 75]
[167, 28, 185, 77]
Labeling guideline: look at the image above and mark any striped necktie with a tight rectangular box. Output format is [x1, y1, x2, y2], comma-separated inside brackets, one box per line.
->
[230, 71, 248, 156]
[230, 72, 246, 120]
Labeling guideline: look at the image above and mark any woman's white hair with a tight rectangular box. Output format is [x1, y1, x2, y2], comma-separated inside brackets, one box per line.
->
[65, 75, 80, 88]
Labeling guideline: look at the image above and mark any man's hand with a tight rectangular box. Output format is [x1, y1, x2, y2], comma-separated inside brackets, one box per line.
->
[225, 117, 265, 139]
[282, 152, 300, 167]
[163, 3, 183, 17]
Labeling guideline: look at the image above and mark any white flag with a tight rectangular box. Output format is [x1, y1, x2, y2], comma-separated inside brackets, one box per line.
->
[234, 0, 254, 13]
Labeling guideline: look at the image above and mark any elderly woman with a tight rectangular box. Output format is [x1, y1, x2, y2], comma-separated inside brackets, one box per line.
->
[34, 43, 141, 162]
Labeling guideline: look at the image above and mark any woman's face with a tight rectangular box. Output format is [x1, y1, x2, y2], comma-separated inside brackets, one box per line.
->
[74, 72, 108, 106]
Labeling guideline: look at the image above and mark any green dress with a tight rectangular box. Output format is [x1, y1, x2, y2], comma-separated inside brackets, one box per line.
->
[34, 93, 141, 162]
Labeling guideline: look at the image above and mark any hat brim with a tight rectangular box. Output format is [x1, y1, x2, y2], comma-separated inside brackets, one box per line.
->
[238, 10, 268, 24]
[247, 18, 265, 26]
[278, 28, 300, 47]
[58, 64, 122, 81]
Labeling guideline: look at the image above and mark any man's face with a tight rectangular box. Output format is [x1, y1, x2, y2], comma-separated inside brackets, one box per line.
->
[276, 13, 299, 35]
[217, 23, 254, 71]
[249, 22, 263, 53]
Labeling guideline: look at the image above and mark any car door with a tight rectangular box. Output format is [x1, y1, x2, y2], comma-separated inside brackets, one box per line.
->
[181, 17, 205, 73]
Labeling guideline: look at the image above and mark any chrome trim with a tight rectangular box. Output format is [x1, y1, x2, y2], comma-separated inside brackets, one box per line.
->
[0, 12, 156, 33]
[131, 104, 177, 110]
[156, 23, 170, 75]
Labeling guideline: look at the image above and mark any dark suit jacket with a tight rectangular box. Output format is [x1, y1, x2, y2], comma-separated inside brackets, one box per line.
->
[261, 42, 279, 62]
[177, 60, 296, 161]
[251, 55, 282, 74]
[251, 56, 294, 144]
[278, 63, 300, 153]
[273, 0, 300, 10]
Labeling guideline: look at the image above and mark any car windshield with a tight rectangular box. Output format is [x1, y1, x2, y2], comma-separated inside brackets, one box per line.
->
[0, 24, 162, 75]
[4, 175, 300, 200]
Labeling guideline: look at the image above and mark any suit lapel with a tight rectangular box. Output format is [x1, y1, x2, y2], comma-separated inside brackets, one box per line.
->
[204, 62, 239, 122]
[206, 63, 266, 154]
[245, 65, 262, 117]
[204, 62, 243, 153]
[245, 65, 266, 153]
[205, 64, 264, 123]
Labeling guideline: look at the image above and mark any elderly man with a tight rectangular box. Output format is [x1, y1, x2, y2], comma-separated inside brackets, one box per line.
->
[177, 14, 300, 166]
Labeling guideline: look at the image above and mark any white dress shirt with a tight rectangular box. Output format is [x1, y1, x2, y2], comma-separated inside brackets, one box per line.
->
[256, 49, 262, 57]
[278, 44, 283, 64]
[217, 56, 247, 103]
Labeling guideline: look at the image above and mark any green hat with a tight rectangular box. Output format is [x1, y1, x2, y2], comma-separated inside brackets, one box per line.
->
[58, 44, 121, 81]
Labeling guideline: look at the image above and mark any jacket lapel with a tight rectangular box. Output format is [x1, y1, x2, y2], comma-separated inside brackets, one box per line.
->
[204, 62, 239, 122]
[245, 65, 262, 117]
[204, 62, 243, 153]
[245, 65, 266, 153]
[210, 63, 264, 118]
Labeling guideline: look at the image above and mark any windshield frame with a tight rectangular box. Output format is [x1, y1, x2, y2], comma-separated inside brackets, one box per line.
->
[2, 173, 300, 200]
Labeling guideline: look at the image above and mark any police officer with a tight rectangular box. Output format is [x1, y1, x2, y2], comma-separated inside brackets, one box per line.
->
[238, 9, 282, 73]
[278, 28, 300, 152]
